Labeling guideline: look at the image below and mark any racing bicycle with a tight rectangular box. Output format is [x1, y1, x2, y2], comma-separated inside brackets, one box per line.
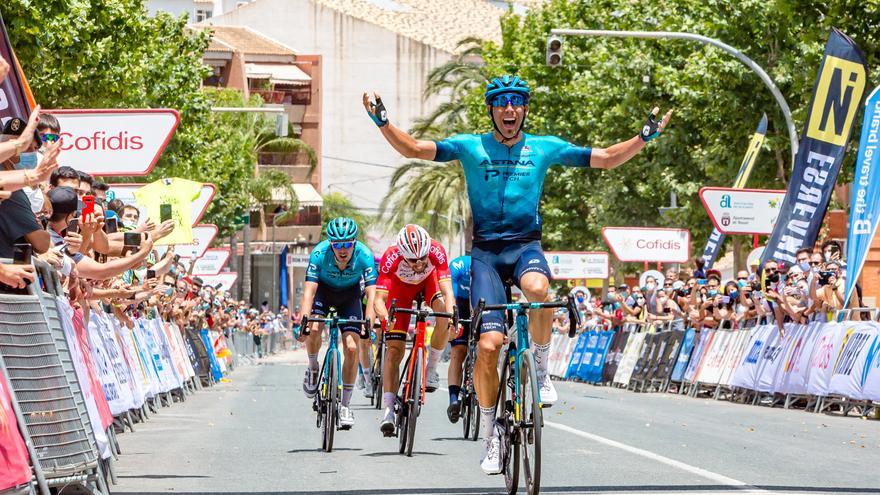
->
[297, 310, 367, 453]
[473, 294, 579, 495]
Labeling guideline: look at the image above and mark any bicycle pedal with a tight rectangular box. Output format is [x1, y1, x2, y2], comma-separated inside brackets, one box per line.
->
[338, 425, 352, 431]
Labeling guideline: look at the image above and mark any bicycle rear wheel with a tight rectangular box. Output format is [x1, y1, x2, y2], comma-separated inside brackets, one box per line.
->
[371, 342, 383, 409]
[405, 347, 423, 457]
[322, 349, 338, 453]
[468, 392, 480, 441]
[461, 389, 472, 439]
[520, 350, 542, 495]
[397, 352, 412, 454]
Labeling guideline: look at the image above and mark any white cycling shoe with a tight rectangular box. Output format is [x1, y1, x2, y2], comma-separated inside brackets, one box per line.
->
[480, 431, 502, 475]
[538, 373, 557, 407]
[363, 377, 374, 399]
[339, 405, 354, 429]
[302, 368, 318, 398]
[380, 407, 395, 437]
[426, 368, 440, 392]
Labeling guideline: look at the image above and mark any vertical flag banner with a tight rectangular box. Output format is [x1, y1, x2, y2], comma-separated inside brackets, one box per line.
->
[0, 10, 35, 124]
[701, 114, 767, 268]
[762, 28, 867, 266]
[844, 86, 880, 307]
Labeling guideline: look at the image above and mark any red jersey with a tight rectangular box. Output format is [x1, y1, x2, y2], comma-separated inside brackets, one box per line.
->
[376, 239, 450, 291]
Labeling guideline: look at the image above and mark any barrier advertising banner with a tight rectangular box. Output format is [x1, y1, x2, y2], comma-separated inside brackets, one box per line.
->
[700, 188, 786, 235]
[844, 86, 880, 306]
[602, 227, 690, 263]
[545, 252, 609, 279]
[828, 323, 878, 398]
[762, 28, 868, 265]
[701, 115, 767, 269]
[49, 109, 180, 176]
[806, 323, 845, 397]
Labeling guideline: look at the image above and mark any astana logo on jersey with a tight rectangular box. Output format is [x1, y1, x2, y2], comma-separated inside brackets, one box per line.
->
[480, 157, 536, 182]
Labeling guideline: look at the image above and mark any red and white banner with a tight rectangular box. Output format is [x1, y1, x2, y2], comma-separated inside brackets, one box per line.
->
[699, 187, 786, 235]
[157, 224, 218, 259]
[197, 272, 239, 292]
[107, 183, 216, 226]
[49, 109, 179, 176]
[602, 227, 690, 263]
[182, 248, 230, 276]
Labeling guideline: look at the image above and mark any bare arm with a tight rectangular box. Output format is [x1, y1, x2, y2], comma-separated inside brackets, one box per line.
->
[363, 92, 437, 160]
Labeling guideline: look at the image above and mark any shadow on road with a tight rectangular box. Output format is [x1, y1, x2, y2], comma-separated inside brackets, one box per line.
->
[287, 448, 363, 453]
[117, 475, 211, 480]
[113, 485, 880, 494]
[360, 451, 445, 457]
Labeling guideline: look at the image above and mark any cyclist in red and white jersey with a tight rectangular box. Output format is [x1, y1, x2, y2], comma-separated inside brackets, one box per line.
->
[373, 224, 456, 435]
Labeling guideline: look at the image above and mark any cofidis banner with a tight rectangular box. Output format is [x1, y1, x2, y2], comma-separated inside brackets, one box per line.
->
[763, 28, 867, 266]
[702, 114, 767, 268]
[844, 86, 880, 306]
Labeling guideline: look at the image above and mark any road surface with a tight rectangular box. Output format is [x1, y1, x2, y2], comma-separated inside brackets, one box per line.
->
[111, 351, 880, 495]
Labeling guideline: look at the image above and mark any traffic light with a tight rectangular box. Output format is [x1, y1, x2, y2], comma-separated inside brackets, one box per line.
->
[546, 35, 563, 67]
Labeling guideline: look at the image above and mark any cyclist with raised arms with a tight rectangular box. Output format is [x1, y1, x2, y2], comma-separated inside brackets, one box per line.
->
[446, 255, 471, 423]
[364, 75, 672, 473]
[298, 217, 377, 429]
[373, 224, 455, 436]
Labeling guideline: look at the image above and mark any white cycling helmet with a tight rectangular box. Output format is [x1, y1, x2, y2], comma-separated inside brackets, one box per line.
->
[396, 224, 431, 259]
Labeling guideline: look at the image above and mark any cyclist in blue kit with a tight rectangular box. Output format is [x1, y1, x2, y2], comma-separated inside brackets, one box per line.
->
[364, 75, 672, 473]
[446, 255, 471, 423]
[297, 217, 377, 429]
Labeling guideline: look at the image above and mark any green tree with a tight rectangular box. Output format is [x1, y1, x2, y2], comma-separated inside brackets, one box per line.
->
[321, 192, 372, 241]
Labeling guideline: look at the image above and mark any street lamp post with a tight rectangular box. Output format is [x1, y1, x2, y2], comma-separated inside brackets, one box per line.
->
[550, 28, 798, 166]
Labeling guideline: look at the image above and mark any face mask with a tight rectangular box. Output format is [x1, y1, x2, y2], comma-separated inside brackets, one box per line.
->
[576, 296, 585, 303]
[708, 290, 718, 297]
[646, 282, 656, 290]
[15, 151, 40, 170]
[729, 291, 738, 300]
[165, 286, 174, 297]
[24, 186, 44, 214]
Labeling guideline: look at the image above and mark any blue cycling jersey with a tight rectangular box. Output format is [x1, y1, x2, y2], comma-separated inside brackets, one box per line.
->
[450, 255, 471, 300]
[433, 133, 591, 243]
[305, 240, 377, 290]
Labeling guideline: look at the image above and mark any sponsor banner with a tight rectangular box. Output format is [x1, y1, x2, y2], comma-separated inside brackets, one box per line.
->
[699, 187, 786, 235]
[197, 272, 239, 292]
[107, 182, 216, 227]
[828, 322, 878, 398]
[0, 10, 35, 125]
[48, 109, 180, 176]
[694, 330, 732, 385]
[180, 248, 231, 276]
[845, 86, 880, 306]
[719, 330, 752, 387]
[602, 329, 631, 383]
[157, 224, 218, 259]
[762, 28, 867, 266]
[613, 332, 645, 385]
[286, 253, 309, 268]
[545, 251, 610, 280]
[860, 333, 880, 400]
[88, 314, 134, 414]
[684, 329, 716, 383]
[670, 328, 696, 382]
[701, 115, 768, 268]
[776, 323, 823, 395]
[602, 227, 690, 263]
[806, 323, 845, 397]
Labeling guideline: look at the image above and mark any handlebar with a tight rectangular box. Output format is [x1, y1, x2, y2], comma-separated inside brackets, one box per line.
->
[479, 297, 581, 338]
[387, 298, 460, 336]
[297, 314, 369, 338]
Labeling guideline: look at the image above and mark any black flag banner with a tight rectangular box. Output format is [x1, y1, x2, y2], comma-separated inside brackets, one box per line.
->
[762, 28, 867, 266]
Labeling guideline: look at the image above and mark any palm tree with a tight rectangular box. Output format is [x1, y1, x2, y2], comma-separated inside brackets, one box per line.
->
[383, 38, 487, 251]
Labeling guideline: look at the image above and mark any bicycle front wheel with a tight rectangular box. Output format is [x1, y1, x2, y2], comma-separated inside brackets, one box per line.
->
[405, 347, 423, 457]
[322, 349, 338, 453]
[372, 342, 384, 409]
[499, 350, 519, 495]
[520, 350, 542, 494]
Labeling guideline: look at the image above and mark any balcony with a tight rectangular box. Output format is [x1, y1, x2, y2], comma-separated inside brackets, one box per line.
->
[251, 87, 311, 105]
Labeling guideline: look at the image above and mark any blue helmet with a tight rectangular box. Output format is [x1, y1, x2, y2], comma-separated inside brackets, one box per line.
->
[484, 75, 531, 104]
[325, 217, 358, 241]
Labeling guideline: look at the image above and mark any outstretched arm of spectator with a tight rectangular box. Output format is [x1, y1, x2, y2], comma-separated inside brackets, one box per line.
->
[74, 237, 154, 280]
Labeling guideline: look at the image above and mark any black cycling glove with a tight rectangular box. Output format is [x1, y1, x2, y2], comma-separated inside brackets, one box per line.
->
[640, 110, 662, 142]
[367, 97, 389, 127]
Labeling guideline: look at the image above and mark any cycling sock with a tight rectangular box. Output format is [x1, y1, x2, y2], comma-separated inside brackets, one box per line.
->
[427, 347, 442, 371]
[382, 392, 396, 410]
[449, 385, 461, 403]
[533, 342, 551, 376]
[480, 406, 496, 438]
[342, 383, 354, 406]
[307, 353, 319, 370]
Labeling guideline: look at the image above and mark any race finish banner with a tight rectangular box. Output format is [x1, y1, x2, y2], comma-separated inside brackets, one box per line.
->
[0, 10, 35, 124]
[701, 115, 767, 269]
[699, 187, 786, 235]
[545, 251, 609, 279]
[602, 227, 690, 263]
[844, 85, 880, 306]
[762, 28, 867, 266]
[49, 109, 180, 176]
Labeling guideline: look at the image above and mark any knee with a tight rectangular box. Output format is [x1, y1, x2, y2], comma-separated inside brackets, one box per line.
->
[521, 277, 549, 301]
[343, 339, 358, 357]
[477, 338, 501, 360]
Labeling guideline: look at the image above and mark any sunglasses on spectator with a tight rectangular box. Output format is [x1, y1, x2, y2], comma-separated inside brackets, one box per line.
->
[40, 133, 60, 143]
[330, 241, 354, 250]
[809, 261, 821, 266]
[765, 267, 777, 273]
[490, 93, 527, 108]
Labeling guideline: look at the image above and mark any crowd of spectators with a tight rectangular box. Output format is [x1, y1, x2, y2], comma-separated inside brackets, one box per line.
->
[0, 53, 285, 354]
[558, 240, 857, 335]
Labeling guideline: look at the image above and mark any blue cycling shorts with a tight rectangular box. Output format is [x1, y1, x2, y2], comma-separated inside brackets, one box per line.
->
[450, 297, 472, 347]
[470, 240, 551, 335]
[311, 283, 364, 334]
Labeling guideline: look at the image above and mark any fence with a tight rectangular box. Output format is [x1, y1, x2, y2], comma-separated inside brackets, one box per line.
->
[0, 260, 251, 495]
[547, 315, 880, 418]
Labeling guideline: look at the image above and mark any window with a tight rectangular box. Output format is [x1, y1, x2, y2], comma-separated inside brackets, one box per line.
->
[195, 9, 212, 22]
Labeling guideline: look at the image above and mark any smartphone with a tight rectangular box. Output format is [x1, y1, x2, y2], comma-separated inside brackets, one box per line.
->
[818, 271, 833, 285]
[719, 295, 730, 305]
[81, 195, 95, 221]
[160, 203, 173, 223]
[13, 243, 32, 265]
[146, 269, 156, 279]
[124, 232, 141, 247]
[103, 217, 118, 234]
[697, 279, 707, 286]
[67, 218, 80, 234]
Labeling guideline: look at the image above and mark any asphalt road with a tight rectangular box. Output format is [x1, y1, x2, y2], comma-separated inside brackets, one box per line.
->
[111, 350, 880, 495]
